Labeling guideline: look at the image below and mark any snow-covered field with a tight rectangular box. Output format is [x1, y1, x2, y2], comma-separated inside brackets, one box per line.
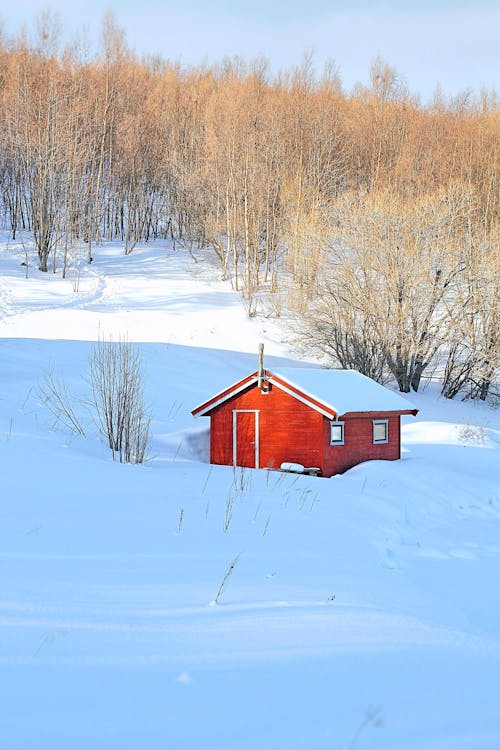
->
[1, 233, 499, 750]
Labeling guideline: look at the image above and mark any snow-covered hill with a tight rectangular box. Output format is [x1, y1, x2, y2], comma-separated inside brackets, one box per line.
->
[1, 234, 499, 750]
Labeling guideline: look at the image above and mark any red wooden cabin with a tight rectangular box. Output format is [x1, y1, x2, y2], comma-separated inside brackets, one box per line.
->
[192, 361, 418, 477]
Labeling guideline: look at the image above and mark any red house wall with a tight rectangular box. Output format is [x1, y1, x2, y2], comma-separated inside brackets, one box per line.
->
[210, 382, 324, 470]
[321, 412, 401, 476]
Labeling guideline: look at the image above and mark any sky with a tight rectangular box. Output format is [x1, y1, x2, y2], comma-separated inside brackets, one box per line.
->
[1, 0, 499, 102]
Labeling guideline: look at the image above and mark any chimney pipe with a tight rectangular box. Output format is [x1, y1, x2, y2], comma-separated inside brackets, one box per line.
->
[258, 343, 264, 389]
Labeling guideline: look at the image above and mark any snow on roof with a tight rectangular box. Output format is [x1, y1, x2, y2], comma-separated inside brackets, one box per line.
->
[269, 368, 417, 416]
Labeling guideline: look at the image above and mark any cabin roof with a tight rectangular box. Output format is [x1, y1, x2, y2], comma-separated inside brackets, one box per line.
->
[270, 368, 417, 417]
[192, 367, 418, 418]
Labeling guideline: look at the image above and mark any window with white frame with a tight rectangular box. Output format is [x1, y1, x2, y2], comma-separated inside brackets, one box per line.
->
[373, 419, 389, 444]
[330, 421, 344, 446]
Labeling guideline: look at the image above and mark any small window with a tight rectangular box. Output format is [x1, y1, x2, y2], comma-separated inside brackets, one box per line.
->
[373, 419, 389, 444]
[330, 421, 344, 446]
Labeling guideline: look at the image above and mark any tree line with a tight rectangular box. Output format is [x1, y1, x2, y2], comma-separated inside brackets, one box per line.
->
[0, 14, 498, 398]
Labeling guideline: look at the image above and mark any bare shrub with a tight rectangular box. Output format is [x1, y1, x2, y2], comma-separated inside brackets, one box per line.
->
[456, 423, 487, 445]
[38, 365, 86, 437]
[89, 335, 150, 463]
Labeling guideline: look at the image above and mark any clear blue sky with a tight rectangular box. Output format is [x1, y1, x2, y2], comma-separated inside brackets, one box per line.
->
[1, 0, 498, 101]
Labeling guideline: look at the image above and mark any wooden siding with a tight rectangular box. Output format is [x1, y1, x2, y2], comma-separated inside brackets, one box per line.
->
[322, 412, 401, 476]
[210, 382, 323, 470]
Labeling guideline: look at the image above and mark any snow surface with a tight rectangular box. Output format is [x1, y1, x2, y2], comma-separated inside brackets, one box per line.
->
[1, 232, 500, 750]
[269, 367, 417, 416]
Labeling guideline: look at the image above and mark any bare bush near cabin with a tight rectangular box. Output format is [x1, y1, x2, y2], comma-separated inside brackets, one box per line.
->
[89, 336, 150, 463]
[38, 366, 86, 437]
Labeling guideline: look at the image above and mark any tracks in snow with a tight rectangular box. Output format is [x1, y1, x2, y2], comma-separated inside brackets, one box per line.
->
[0, 262, 108, 324]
